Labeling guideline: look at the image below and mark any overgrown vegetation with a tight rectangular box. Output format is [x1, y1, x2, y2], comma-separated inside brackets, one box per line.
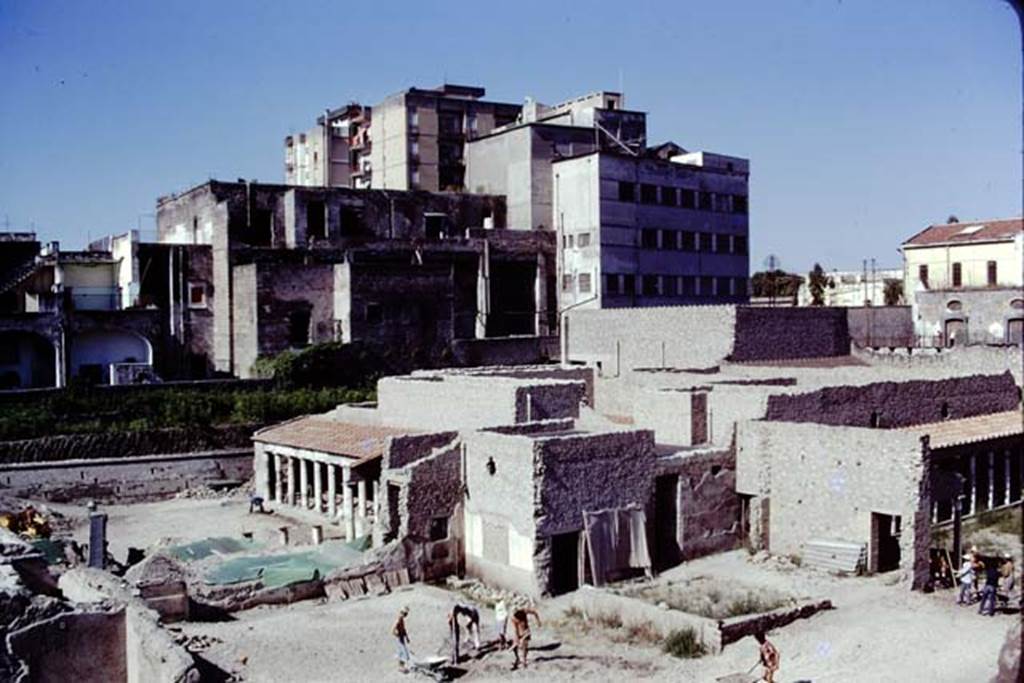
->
[555, 607, 661, 647]
[0, 384, 374, 441]
[663, 627, 707, 659]
[252, 341, 434, 389]
[619, 577, 796, 620]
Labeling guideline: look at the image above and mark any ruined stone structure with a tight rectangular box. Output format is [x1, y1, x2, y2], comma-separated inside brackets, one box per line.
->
[156, 180, 555, 377]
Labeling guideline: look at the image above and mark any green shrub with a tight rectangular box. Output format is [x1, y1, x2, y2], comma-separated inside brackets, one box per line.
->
[663, 628, 707, 659]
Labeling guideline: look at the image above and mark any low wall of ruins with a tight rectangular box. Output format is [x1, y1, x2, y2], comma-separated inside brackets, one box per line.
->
[0, 425, 255, 464]
[0, 449, 252, 502]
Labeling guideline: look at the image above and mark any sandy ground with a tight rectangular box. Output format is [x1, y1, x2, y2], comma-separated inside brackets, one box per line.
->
[177, 551, 1016, 682]
[26, 497, 1013, 681]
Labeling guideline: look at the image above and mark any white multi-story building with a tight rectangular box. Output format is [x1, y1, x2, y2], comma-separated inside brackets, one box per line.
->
[796, 267, 903, 307]
[553, 150, 750, 312]
[901, 217, 1024, 346]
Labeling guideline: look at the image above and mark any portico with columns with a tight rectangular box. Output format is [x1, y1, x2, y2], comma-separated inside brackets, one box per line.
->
[253, 417, 408, 540]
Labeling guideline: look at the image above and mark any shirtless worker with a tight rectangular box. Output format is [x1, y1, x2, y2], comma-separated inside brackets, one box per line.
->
[755, 632, 780, 683]
[510, 606, 541, 670]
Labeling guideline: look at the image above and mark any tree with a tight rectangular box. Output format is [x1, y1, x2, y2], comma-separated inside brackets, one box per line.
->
[751, 270, 804, 300]
[883, 278, 904, 306]
[807, 263, 830, 306]
[947, 215, 960, 224]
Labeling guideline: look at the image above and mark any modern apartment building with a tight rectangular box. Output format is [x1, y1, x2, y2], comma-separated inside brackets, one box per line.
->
[901, 217, 1024, 346]
[285, 104, 370, 189]
[553, 150, 750, 311]
[286, 85, 520, 193]
[465, 91, 646, 231]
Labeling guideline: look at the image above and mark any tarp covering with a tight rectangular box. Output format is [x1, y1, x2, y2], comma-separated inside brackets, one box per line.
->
[166, 537, 262, 562]
[203, 539, 365, 590]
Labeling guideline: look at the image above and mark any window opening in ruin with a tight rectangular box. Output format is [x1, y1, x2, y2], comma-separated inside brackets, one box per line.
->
[486, 457, 496, 476]
[425, 214, 447, 241]
[869, 411, 880, 428]
[429, 516, 450, 542]
[188, 283, 206, 309]
[250, 208, 273, 246]
[339, 206, 363, 236]
[710, 464, 722, 476]
[307, 201, 327, 240]
[288, 310, 311, 348]
[941, 402, 950, 419]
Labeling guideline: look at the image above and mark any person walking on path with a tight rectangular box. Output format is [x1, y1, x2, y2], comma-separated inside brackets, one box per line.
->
[956, 554, 976, 605]
[510, 606, 541, 671]
[979, 559, 1000, 616]
[392, 606, 412, 671]
[755, 632, 780, 683]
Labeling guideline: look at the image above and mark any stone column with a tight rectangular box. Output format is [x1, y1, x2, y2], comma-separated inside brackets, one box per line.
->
[372, 481, 380, 524]
[313, 460, 324, 514]
[275, 454, 287, 504]
[300, 458, 309, 509]
[328, 464, 338, 518]
[356, 480, 367, 537]
[342, 466, 355, 540]
[969, 454, 977, 515]
[988, 451, 995, 509]
[285, 457, 295, 506]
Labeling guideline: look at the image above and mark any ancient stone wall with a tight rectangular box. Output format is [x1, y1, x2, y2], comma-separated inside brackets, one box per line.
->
[847, 306, 914, 348]
[0, 450, 252, 502]
[566, 305, 737, 373]
[736, 420, 930, 587]
[764, 372, 1020, 428]
[0, 425, 253, 463]
[384, 432, 459, 470]
[515, 382, 585, 422]
[658, 448, 741, 561]
[731, 307, 850, 361]
[534, 430, 656, 537]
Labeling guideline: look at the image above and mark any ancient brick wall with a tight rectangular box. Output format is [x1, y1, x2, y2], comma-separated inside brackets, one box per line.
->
[731, 306, 850, 361]
[764, 372, 1020, 428]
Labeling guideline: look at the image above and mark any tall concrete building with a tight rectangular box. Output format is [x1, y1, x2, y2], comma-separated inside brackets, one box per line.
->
[285, 104, 371, 189]
[465, 91, 646, 232]
[553, 150, 750, 311]
[286, 85, 520, 193]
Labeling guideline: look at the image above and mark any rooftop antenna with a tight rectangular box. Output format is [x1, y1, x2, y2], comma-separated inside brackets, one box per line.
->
[618, 67, 624, 96]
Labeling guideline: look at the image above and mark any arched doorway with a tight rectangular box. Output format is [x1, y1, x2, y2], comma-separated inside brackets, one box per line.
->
[69, 330, 152, 385]
[0, 332, 57, 389]
[944, 319, 966, 348]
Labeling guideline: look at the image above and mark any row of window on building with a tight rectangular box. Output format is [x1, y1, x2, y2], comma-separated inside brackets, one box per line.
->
[563, 272, 747, 298]
[919, 261, 1000, 289]
[561, 230, 748, 255]
[617, 181, 748, 214]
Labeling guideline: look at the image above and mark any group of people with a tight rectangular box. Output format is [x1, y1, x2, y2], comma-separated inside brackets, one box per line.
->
[391, 600, 542, 673]
[954, 547, 1016, 616]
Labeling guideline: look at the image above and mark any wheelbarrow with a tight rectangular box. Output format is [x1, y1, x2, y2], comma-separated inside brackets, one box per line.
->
[408, 655, 453, 682]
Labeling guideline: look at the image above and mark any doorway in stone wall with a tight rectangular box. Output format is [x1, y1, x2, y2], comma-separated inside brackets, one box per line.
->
[872, 512, 902, 573]
[654, 475, 680, 570]
[550, 531, 580, 595]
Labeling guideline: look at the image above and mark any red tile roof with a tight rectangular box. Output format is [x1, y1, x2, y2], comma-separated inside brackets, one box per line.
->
[253, 417, 415, 463]
[902, 410, 1023, 449]
[903, 218, 1023, 247]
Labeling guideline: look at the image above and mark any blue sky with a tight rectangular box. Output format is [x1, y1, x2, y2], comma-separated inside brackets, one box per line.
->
[0, 0, 1019, 272]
